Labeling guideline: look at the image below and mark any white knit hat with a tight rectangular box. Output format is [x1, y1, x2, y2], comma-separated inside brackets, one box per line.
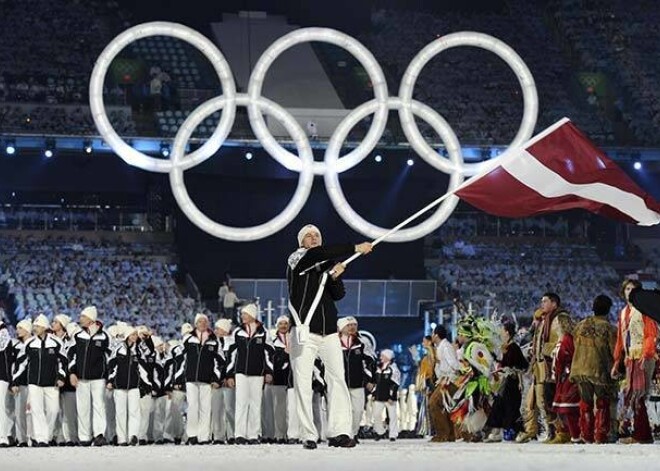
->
[297, 224, 322, 247]
[66, 322, 81, 337]
[380, 349, 395, 361]
[215, 318, 233, 333]
[151, 336, 164, 348]
[80, 306, 98, 322]
[53, 314, 71, 329]
[276, 315, 290, 326]
[33, 314, 50, 330]
[180, 323, 193, 336]
[122, 325, 137, 338]
[240, 303, 258, 321]
[337, 316, 357, 332]
[194, 313, 209, 327]
[16, 319, 32, 335]
[136, 325, 151, 337]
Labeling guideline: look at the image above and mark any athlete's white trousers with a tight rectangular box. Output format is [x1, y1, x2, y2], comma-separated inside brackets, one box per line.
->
[76, 379, 106, 441]
[56, 391, 78, 443]
[152, 395, 168, 441]
[28, 385, 59, 443]
[139, 395, 153, 440]
[104, 388, 115, 441]
[164, 390, 185, 440]
[268, 385, 288, 440]
[113, 388, 140, 444]
[14, 385, 29, 443]
[0, 381, 11, 444]
[287, 388, 299, 440]
[223, 387, 236, 439]
[261, 383, 275, 439]
[186, 382, 212, 442]
[349, 388, 365, 437]
[291, 330, 352, 442]
[234, 374, 263, 440]
[373, 400, 398, 439]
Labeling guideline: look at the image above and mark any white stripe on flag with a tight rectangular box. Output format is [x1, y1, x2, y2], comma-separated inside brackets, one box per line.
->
[501, 150, 660, 226]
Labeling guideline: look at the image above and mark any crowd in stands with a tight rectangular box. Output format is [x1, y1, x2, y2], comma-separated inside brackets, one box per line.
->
[0, 206, 152, 232]
[0, 235, 191, 338]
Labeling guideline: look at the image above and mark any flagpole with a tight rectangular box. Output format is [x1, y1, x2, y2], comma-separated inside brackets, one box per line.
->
[336, 118, 572, 270]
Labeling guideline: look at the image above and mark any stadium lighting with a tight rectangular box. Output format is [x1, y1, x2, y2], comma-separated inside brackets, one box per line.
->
[634, 161, 642, 171]
[160, 142, 170, 157]
[5, 140, 16, 155]
[245, 152, 253, 160]
[374, 154, 382, 163]
[84, 141, 93, 154]
[44, 149, 53, 158]
[44, 139, 55, 158]
[407, 158, 414, 167]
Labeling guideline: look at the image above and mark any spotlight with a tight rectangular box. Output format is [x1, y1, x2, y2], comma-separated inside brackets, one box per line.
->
[84, 141, 93, 154]
[374, 154, 382, 163]
[5, 140, 15, 155]
[634, 161, 642, 171]
[44, 139, 55, 158]
[44, 149, 53, 158]
[430, 322, 437, 330]
[160, 142, 170, 157]
[407, 159, 414, 167]
[245, 152, 253, 160]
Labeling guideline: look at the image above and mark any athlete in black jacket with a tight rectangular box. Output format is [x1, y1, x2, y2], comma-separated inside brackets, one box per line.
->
[287, 224, 372, 450]
[0, 321, 14, 447]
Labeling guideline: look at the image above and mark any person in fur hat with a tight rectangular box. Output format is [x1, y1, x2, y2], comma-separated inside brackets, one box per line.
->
[211, 318, 235, 444]
[550, 315, 580, 444]
[52, 314, 78, 446]
[10, 319, 32, 447]
[372, 349, 400, 441]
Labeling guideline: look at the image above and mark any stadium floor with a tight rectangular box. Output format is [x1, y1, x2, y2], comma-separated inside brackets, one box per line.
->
[2, 439, 659, 470]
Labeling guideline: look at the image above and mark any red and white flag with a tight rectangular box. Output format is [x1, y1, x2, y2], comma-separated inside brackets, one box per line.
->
[455, 118, 660, 226]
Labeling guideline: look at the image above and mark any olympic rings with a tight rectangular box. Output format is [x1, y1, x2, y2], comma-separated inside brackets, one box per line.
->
[91, 23, 538, 242]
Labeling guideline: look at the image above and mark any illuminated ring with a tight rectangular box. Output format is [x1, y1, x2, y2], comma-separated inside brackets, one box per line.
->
[169, 94, 314, 241]
[89, 22, 237, 173]
[398, 31, 538, 176]
[248, 27, 388, 175]
[324, 97, 463, 242]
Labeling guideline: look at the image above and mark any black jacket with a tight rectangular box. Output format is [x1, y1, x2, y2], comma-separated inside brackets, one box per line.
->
[68, 325, 111, 381]
[11, 339, 29, 386]
[373, 361, 400, 402]
[312, 358, 326, 395]
[340, 334, 375, 389]
[286, 244, 355, 336]
[107, 341, 152, 391]
[272, 333, 290, 387]
[170, 343, 186, 390]
[176, 330, 224, 384]
[58, 334, 76, 393]
[0, 326, 15, 383]
[13, 334, 67, 387]
[226, 323, 274, 378]
[152, 351, 173, 397]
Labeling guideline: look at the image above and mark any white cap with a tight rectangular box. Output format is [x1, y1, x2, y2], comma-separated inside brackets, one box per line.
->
[276, 315, 290, 326]
[240, 303, 258, 321]
[337, 316, 357, 332]
[16, 319, 32, 335]
[136, 325, 151, 337]
[53, 314, 71, 329]
[181, 323, 193, 336]
[66, 322, 81, 337]
[80, 306, 98, 322]
[297, 224, 322, 247]
[381, 349, 395, 361]
[152, 336, 164, 348]
[122, 325, 137, 338]
[215, 319, 233, 333]
[33, 314, 50, 330]
[194, 313, 209, 327]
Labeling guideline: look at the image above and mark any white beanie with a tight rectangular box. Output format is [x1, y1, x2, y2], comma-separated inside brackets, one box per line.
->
[240, 303, 258, 321]
[181, 323, 193, 336]
[66, 322, 81, 337]
[381, 349, 395, 361]
[80, 306, 98, 322]
[53, 314, 71, 329]
[297, 224, 322, 247]
[194, 313, 209, 327]
[136, 325, 151, 337]
[16, 319, 32, 335]
[122, 325, 137, 338]
[276, 315, 290, 326]
[215, 319, 233, 333]
[337, 316, 357, 332]
[152, 336, 164, 348]
[33, 314, 50, 330]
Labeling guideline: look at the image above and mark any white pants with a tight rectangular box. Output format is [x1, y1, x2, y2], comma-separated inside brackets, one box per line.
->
[287, 388, 299, 440]
[269, 385, 288, 440]
[234, 374, 263, 440]
[223, 387, 236, 439]
[261, 384, 275, 440]
[105, 388, 116, 441]
[373, 401, 398, 439]
[28, 385, 59, 443]
[56, 391, 77, 443]
[0, 381, 11, 444]
[76, 379, 106, 441]
[186, 382, 212, 442]
[313, 392, 326, 440]
[152, 396, 168, 441]
[211, 388, 226, 441]
[164, 390, 186, 440]
[349, 388, 365, 437]
[14, 385, 29, 444]
[139, 395, 153, 440]
[291, 330, 352, 442]
[114, 389, 140, 444]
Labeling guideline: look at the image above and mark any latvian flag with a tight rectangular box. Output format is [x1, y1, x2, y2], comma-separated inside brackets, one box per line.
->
[455, 118, 660, 226]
